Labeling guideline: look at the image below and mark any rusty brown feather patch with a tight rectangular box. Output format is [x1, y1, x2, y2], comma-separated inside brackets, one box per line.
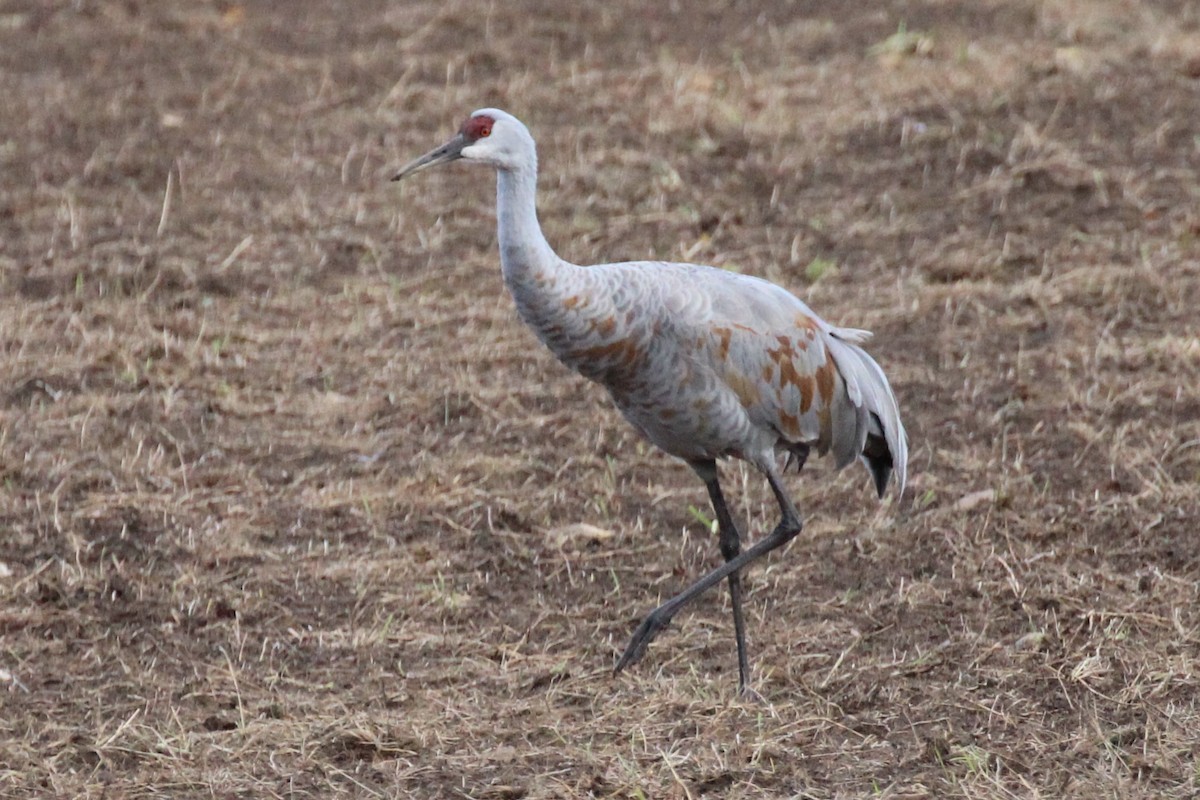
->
[726, 370, 762, 408]
[815, 350, 836, 405]
[593, 316, 617, 337]
[712, 326, 733, 360]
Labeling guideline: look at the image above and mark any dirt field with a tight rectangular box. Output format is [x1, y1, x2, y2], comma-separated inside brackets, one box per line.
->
[3, 0, 1199, 797]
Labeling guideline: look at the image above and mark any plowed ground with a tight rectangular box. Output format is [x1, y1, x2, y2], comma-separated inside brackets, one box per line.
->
[2, 1, 1198, 797]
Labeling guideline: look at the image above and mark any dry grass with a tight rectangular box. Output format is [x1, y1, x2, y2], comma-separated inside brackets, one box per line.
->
[2, 0, 1199, 797]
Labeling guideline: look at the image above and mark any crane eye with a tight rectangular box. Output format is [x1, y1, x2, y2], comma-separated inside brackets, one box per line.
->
[463, 114, 496, 141]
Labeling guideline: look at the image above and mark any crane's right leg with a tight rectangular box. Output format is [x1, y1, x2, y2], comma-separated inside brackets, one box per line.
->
[614, 466, 805, 694]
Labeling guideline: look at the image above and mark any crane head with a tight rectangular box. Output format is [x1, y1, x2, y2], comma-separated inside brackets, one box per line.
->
[391, 108, 534, 181]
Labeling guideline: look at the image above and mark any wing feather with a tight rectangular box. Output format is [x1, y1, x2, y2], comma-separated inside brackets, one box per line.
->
[691, 267, 907, 494]
[590, 261, 906, 495]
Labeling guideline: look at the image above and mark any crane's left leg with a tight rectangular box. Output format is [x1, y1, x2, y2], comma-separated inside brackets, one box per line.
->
[694, 461, 755, 694]
[615, 465, 804, 693]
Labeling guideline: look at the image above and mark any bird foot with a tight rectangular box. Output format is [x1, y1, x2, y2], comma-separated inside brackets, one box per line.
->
[737, 684, 768, 705]
[614, 610, 673, 674]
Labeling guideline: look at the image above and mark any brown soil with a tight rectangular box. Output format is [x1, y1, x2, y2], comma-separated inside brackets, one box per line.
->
[2, 1, 1199, 797]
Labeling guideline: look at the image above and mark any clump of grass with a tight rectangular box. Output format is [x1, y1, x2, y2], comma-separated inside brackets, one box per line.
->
[870, 21, 935, 60]
[805, 256, 837, 282]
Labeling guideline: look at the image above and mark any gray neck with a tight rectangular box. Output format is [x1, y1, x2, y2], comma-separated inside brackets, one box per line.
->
[492, 155, 598, 355]
[496, 164, 563, 292]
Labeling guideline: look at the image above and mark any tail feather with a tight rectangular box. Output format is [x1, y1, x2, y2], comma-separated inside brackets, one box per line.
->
[831, 326, 873, 345]
[863, 426, 893, 499]
[825, 336, 908, 497]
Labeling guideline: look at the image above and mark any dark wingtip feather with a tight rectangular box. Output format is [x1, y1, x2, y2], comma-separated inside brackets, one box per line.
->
[868, 458, 891, 498]
[862, 431, 893, 498]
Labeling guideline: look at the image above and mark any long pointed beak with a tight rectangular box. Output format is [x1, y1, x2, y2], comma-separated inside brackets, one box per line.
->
[390, 133, 468, 181]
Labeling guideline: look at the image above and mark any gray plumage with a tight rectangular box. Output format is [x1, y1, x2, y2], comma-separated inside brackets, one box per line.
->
[393, 108, 907, 695]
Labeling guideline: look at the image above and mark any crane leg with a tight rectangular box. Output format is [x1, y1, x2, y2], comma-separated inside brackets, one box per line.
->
[615, 466, 804, 693]
[700, 467, 754, 694]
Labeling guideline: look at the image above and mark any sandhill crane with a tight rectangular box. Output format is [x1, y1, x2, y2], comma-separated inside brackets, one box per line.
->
[392, 108, 907, 696]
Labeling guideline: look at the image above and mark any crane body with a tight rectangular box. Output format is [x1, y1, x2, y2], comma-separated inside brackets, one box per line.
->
[392, 108, 907, 695]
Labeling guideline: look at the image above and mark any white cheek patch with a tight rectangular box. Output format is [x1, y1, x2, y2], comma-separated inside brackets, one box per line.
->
[462, 141, 509, 167]
[462, 142, 494, 162]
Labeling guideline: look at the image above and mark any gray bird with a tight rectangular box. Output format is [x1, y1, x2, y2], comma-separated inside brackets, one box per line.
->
[393, 108, 907, 695]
